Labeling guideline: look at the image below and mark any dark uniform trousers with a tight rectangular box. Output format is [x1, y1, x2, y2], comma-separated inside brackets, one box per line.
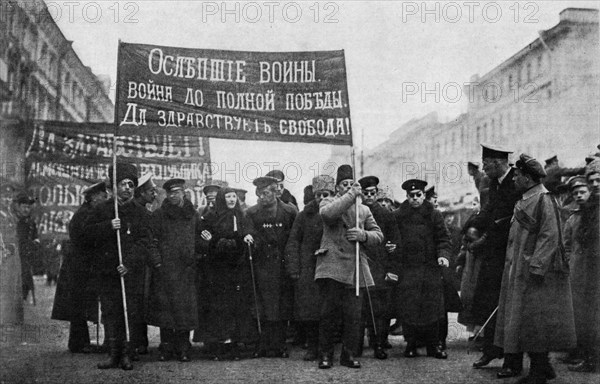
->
[257, 321, 286, 354]
[318, 278, 363, 357]
[159, 329, 191, 355]
[99, 281, 128, 344]
[403, 321, 439, 347]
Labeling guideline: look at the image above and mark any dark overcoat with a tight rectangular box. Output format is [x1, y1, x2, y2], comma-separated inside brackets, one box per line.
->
[194, 206, 256, 343]
[568, 194, 600, 352]
[470, 168, 521, 324]
[146, 199, 201, 330]
[83, 199, 156, 324]
[365, 202, 401, 317]
[284, 199, 323, 322]
[246, 199, 297, 322]
[52, 202, 97, 322]
[494, 185, 576, 353]
[17, 216, 37, 293]
[392, 200, 451, 326]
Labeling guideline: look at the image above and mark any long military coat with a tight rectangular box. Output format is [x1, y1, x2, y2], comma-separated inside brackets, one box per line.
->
[246, 199, 297, 322]
[470, 168, 521, 324]
[52, 202, 97, 322]
[567, 194, 600, 352]
[392, 200, 451, 326]
[146, 199, 201, 330]
[284, 199, 323, 322]
[494, 184, 576, 353]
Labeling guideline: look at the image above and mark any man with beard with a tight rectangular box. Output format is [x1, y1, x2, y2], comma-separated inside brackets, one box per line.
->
[315, 165, 383, 369]
[494, 154, 576, 384]
[245, 176, 297, 358]
[147, 178, 203, 362]
[84, 163, 158, 370]
[52, 182, 107, 353]
[469, 143, 523, 378]
[266, 169, 298, 209]
[392, 179, 451, 360]
[356, 175, 400, 360]
[568, 159, 600, 373]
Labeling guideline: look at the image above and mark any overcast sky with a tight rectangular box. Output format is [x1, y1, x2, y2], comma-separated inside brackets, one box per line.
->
[48, 0, 598, 204]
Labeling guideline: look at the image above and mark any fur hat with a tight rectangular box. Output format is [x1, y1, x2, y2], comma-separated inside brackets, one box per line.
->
[335, 164, 353, 185]
[108, 163, 138, 187]
[312, 175, 335, 193]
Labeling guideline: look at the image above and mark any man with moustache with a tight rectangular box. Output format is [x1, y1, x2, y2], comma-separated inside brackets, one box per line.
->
[84, 163, 158, 370]
[245, 176, 297, 358]
[266, 169, 298, 209]
[315, 165, 383, 369]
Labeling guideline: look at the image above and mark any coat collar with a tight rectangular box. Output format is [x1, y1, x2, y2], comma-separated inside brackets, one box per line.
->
[522, 183, 548, 201]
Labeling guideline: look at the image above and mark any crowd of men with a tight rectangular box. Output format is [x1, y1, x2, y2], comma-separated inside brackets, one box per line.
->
[10, 141, 599, 382]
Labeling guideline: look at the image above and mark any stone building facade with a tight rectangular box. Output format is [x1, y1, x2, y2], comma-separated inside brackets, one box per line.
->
[358, 8, 599, 204]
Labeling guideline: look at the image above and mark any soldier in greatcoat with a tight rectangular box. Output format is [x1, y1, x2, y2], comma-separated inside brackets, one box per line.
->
[284, 176, 333, 361]
[83, 163, 158, 370]
[315, 165, 383, 369]
[147, 178, 203, 362]
[245, 176, 297, 358]
[392, 179, 451, 360]
[495, 154, 576, 384]
[357, 175, 400, 360]
[567, 161, 600, 373]
[52, 182, 107, 353]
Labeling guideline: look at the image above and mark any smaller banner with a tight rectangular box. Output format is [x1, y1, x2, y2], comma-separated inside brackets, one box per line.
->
[116, 42, 353, 146]
[25, 120, 212, 239]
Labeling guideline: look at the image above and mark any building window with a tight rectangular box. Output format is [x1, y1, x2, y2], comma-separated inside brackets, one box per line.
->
[537, 55, 543, 74]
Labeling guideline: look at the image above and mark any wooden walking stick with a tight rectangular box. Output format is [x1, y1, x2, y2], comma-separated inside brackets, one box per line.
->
[247, 243, 262, 334]
[468, 305, 498, 354]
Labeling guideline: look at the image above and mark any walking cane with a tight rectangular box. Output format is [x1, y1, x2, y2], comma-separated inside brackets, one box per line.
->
[361, 262, 378, 341]
[469, 305, 498, 354]
[247, 243, 262, 334]
[97, 299, 101, 348]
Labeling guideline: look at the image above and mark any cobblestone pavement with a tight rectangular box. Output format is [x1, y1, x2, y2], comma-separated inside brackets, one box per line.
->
[0, 277, 598, 384]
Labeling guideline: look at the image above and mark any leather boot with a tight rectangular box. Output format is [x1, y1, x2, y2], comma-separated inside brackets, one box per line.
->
[340, 347, 361, 368]
[318, 352, 333, 369]
[404, 341, 418, 358]
[427, 343, 448, 359]
[97, 339, 120, 369]
[119, 342, 133, 370]
[373, 343, 388, 360]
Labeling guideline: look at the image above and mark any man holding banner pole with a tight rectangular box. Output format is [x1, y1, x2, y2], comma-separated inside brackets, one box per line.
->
[315, 164, 383, 369]
[84, 163, 157, 370]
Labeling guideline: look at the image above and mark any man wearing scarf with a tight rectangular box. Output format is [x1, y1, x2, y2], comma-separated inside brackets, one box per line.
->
[84, 163, 158, 370]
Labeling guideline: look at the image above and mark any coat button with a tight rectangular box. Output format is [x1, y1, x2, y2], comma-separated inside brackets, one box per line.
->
[339, 247, 344, 252]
